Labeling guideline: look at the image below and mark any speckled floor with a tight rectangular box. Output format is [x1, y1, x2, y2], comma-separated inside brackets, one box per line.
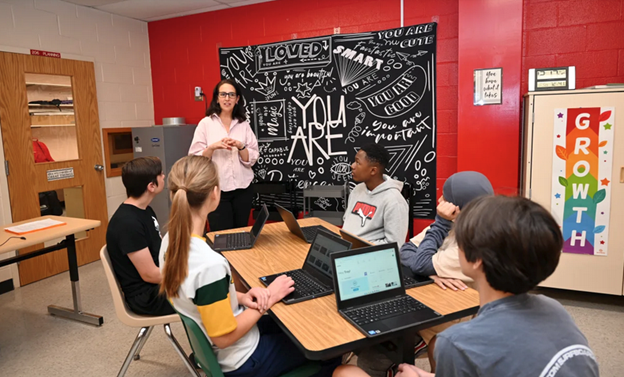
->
[1, 261, 623, 376]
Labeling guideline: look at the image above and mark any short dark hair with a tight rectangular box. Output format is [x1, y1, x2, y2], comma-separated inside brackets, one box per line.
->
[360, 144, 389, 171]
[454, 196, 563, 295]
[121, 157, 163, 198]
[206, 79, 247, 122]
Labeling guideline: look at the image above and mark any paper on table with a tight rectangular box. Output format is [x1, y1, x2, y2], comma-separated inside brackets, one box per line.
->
[5, 218, 67, 235]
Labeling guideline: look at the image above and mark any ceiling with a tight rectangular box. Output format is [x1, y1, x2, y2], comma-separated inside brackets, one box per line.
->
[62, 0, 275, 22]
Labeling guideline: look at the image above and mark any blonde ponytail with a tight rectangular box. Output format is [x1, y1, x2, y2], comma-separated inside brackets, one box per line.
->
[160, 156, 219, 298]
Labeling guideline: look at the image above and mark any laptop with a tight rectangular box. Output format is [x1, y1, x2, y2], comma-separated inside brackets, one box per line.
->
[259, 230, 352, 304]
[331, 243, 442, 337]
[212, 204, 269, 251]
[275, 203, 332, 243]
[339, 229, 433, 289]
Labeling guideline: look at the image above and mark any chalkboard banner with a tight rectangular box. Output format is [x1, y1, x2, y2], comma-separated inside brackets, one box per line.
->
[220, 22, 437, 219]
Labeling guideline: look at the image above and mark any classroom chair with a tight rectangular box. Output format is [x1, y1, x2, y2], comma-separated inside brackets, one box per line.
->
[177, 311, 322, 377]
[100, 246, 200, 377]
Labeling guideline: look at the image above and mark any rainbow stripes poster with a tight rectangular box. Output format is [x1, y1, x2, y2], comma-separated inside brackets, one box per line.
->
[551, 108, 614, 256]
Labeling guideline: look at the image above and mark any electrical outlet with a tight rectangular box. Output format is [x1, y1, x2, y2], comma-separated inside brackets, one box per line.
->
[194, 86, 202, 101]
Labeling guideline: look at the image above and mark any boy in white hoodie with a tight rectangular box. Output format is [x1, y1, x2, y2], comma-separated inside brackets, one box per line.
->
[343, 144, 408, 245]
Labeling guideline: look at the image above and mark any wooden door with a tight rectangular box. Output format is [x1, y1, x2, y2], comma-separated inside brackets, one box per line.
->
[523, 89, 624, 295]
[0, 51, 107, 285]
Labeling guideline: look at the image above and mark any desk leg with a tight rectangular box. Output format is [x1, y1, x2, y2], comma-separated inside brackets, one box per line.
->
[48, 234, 104, 326]
[399, 330, 418, 364]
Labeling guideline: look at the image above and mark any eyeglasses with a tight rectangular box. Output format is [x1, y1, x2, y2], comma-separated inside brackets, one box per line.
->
[218, 92, 237, 98]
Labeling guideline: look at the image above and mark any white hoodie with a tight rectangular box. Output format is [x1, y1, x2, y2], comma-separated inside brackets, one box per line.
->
[342, 175, 409, 245]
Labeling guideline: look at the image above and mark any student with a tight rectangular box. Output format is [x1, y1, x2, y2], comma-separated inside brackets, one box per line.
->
[401, 171, 494, 290]
[189, 79, 259, 232]
[396, 171, 494, 372]
[106, 157, 174, 316]
[393, 196, 600, 377]
[343, 144, 408, 245]
[159, 155, 339, 377]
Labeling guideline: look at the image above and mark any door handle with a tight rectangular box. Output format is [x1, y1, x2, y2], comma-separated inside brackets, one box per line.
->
[621, 166, 623, 183]
[95, 164, 104, 171]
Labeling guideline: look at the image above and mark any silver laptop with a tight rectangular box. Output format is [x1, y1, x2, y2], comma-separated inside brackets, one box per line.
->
[275, 203, 332, 243]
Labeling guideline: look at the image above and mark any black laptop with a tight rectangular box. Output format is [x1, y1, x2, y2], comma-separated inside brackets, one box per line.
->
[259, 230, 352, 304]
[339, 229, 433, 289]
[274, 203, 332, 243]
[331, 243, 442, 337]
[212, 204, 269, 251]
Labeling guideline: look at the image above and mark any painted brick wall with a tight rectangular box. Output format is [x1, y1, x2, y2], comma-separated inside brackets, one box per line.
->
[148, 0, 459, 233]
[522, 0, 624, 92]
[0, 0, 154, 219]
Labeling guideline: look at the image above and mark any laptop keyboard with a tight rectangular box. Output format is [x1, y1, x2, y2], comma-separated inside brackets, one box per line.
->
[403, 275, 418, 289]
[278, 269, 328, 298]
[301, 227, 320, 241]
[344, 296, 427, 326]
[225, 232, 250, 248]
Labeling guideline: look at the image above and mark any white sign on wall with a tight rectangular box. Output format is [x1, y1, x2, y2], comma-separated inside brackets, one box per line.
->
[474, 68, 502, 105]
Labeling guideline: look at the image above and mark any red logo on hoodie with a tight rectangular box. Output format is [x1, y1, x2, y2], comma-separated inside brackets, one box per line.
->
[352, 202, 377, 227]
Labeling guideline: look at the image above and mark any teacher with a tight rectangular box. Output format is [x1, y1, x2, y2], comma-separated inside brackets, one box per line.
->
[189, 79, 259, 231]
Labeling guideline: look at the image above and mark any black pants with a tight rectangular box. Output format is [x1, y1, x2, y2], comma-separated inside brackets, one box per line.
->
[125, 285, 175, 316]
[208, 186, 254, 231]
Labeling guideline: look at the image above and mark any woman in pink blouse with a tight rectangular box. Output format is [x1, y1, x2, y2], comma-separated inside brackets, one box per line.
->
[189, 79, 259, 231]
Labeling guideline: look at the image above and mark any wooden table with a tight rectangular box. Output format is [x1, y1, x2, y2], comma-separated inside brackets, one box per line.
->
[209, 218, 480, 362]
[0, 216, 103, 325]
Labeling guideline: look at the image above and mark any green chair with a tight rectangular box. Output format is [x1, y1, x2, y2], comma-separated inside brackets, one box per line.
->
[177, 313, 322, 377]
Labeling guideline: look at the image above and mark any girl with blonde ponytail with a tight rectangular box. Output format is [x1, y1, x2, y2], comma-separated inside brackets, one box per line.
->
[159, 156, 336, 376]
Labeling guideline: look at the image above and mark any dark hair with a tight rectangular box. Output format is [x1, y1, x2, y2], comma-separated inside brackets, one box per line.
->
[360, 144, 389, 171]
[206, 79, 247, 122]
[454, 196, 563, 295]
[121, 157, 163, 198]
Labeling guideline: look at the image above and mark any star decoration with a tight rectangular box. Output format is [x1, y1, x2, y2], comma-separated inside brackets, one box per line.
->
[554, 193, 561, 199]
[604, 123, 612, 130]
[296, 82, 314, 97]
[601, 212, 604, 215]
[556, 134, 561, 138]
[600, 240, 605, 245]
[601, 178, 610, 186]
[557, 113, 564, 118]
[604, 151, 608, 154]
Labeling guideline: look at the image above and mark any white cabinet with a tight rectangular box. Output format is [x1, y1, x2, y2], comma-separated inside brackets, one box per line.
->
[522, 88, 624, 295]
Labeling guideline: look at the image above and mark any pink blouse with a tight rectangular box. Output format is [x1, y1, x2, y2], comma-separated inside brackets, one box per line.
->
[189, 114, 259, 192]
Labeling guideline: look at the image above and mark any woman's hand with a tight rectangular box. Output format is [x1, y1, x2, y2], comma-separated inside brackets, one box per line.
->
[267, 275, 295, 306]
[203, 138, 232, 157]
[429, 275, 468, 291]
[223, 138, 244, 150]
[396, 363, 434, 377]
[240, 287, 271, 313]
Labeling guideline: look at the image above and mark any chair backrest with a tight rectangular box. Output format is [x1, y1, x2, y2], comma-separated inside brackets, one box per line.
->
[100, 245, 136, 324]
[177, 312, 224, 377]
[100, 245, 179, 327]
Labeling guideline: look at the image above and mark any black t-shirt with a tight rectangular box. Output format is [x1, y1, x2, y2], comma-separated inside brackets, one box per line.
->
[106, 203, 162, 297]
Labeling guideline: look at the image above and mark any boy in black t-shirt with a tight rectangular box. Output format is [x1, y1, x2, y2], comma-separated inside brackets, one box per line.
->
[106, 157, 174, 316]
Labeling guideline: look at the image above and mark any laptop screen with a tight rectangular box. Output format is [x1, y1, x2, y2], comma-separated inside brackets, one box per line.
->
[334, 247, 402, 302]
[250, 205, 268, 237]
[303, 231, 351, 279]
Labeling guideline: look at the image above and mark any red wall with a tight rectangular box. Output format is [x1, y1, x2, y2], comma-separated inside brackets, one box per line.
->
[457, 0, 524, 196]
[149, 0, 624, 233]
[149, 0, 459, 232]
[522, 0, 624, 93]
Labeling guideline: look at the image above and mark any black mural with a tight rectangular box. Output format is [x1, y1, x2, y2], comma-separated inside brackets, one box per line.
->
[220, 22, 438, 218]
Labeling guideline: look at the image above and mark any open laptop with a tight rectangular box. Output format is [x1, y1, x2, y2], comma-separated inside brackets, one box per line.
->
[212, 204, 269, 251]
[339, 229, 433, 289]
[331, 243, 442, 337]
[259, 230, 352, 304]
[275, 203, 332, 243]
